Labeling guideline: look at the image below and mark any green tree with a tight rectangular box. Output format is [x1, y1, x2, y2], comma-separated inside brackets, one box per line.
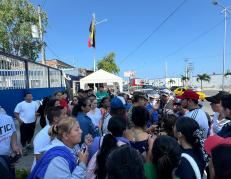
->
[181, 75, 189, 87]
[196, 73, 211, 91]
[0, 0, 47, 60]
[97, 52, 120, 74]
[168, 79, 175, 87]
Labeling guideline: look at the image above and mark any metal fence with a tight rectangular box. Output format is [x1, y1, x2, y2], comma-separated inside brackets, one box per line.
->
[0, 51, 64, 90]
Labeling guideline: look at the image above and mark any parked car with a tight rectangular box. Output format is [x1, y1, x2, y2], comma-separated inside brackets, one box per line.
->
[170, 86, 179, 92]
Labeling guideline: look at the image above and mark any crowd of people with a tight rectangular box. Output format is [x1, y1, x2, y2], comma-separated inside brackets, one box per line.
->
[0, 86, 231, 179]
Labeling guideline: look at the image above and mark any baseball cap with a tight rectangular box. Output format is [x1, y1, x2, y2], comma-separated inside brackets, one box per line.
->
[204, 135, 231, 156]
[110, 96, 126, 109]
[161, 89, 171, 96]
[206, 91, 229, 104]
[78, 89, 85, 93]
[221, 94, 231, 109]
[149, 93, 160, 99]
[133, 92, 148, 101]
[177, 90, 199, 100]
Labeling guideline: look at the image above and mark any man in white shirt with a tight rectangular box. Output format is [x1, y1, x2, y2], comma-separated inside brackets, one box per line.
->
[14, 93, 39, 149]
[177, 90, 209, 138]
[31, 106, 65, 170]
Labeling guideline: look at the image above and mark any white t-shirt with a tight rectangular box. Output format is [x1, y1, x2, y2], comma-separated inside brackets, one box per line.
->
[213, 112, 229, 134]
[185, 108, 209, 138]
[87, 108, 102, 127]
[14, 101, 39, 123]
[31, 124, 51, 170]
[102, 113, 112, 135]
[0, 114, 16, 155]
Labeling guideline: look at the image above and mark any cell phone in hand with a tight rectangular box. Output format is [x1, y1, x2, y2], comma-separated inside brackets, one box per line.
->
[81, 144, 87, 153]
[82, 146, 87, 153]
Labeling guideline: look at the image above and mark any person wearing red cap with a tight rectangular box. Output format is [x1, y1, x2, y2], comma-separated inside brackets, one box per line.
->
[177, 90, 209, 138]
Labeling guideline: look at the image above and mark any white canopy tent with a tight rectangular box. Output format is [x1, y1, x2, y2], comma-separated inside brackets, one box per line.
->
[80, 69, 123, 91]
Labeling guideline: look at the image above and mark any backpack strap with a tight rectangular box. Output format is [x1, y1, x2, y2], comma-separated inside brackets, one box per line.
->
[181, 153, 201, 179]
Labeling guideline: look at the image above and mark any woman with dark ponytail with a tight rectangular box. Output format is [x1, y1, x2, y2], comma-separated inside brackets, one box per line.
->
[86, 116, 130, 179]
[174, 117, 207, 179]
[144, 135, 181, 179]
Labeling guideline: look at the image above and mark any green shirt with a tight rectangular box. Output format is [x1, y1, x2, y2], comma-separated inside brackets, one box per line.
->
[96, 91, 109, 103]
[144, 163, 180, 179]
[144, 163, 157, 179]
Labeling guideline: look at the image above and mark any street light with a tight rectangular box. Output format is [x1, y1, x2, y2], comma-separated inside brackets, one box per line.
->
[212, 0, 230, 91]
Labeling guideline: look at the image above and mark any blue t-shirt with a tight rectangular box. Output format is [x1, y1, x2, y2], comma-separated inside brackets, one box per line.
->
[76, 112, 99, 144]
[146, 104, 158, 127]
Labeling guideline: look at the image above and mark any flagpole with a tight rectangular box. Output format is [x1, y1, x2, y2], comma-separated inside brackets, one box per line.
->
[92, 13, 96, 91]
[90, 13, 107, 90]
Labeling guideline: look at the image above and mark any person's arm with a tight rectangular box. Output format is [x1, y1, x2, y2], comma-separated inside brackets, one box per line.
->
[10, 132, 22, 155]
[14, 112, 23, 125]
[88, 119, 99, 137]
[44, 157, 86, 179]
[35, 154, 41, 161]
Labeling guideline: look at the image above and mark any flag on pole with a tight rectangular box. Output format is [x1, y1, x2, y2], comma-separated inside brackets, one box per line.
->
[88, 20, 95, 48]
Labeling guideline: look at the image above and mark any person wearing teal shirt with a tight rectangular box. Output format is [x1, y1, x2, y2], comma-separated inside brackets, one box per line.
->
[96, 86, 109, 104]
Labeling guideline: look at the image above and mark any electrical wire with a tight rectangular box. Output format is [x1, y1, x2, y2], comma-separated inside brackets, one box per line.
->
[162, 19, 224, 60]
[120, 0, 188, 64]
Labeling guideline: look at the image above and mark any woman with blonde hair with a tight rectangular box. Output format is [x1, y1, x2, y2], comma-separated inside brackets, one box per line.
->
[28, 117, 88, 179]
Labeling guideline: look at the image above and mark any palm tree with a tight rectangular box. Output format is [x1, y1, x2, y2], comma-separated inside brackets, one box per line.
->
[168, 79, 175, 87]
[196, 73, 211, 91]
[225, 72, 231, 77]
[181, 75, 189, 87]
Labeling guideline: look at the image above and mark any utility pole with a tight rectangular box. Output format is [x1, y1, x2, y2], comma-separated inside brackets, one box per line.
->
[165, 62, 168, 87]
[38, 5, 46, 64]
[212, 0, 230, 91]
[184, 58, 191, 87]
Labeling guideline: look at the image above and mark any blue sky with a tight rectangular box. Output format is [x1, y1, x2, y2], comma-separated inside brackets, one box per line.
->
[30, 0, 231, 79]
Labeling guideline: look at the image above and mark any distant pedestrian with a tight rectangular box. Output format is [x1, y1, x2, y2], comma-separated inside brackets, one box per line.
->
[96, 86, 109, 105]
[14, 92, 39, 152]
